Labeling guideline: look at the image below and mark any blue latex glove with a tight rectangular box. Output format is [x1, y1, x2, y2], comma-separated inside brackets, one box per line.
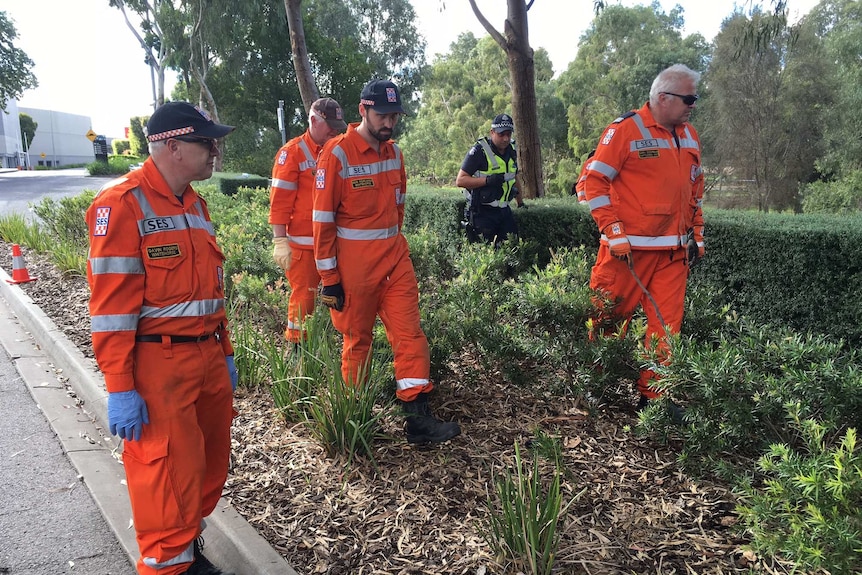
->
[226, 355, 238, 392]
[107, 390, 149, 441]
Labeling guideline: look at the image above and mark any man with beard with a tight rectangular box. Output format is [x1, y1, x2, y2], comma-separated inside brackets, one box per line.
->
[312, 79, 461, 445]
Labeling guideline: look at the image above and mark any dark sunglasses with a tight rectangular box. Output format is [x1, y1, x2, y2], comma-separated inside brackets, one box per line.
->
[172, 136, 218, 148]
[662, 92, 699, 105]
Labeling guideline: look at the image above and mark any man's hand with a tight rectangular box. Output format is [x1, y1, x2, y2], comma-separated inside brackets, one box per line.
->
[687, 226, 705, 267]
[107, 390, 149, 441]
[272, 237, 292, 271]
[485, 173, 505, 188]
[320, 283, 345, 311]
[604, 221, 632, 264]
[226, 355, 238, 392]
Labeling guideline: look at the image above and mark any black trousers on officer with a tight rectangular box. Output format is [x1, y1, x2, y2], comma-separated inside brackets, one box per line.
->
[470, 205, 518, 246]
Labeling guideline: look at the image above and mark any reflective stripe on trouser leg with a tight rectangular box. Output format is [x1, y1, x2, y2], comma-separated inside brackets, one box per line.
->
[285, 248, 320, 343]
[590, 246, 687, 399]
[377, 255, 432, 402]
[125, 338, 234, 575]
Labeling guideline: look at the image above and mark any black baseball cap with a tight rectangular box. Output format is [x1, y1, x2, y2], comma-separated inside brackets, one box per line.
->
[491, 113, 515, 134]
[145, 101, 235, 142]
[359, 79, 405, 114]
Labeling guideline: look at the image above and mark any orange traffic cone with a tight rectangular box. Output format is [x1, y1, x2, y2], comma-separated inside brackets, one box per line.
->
[6, 244, 37, 284]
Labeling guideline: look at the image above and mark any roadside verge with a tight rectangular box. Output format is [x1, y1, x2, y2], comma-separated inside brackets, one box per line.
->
[0, 266, 296, 575]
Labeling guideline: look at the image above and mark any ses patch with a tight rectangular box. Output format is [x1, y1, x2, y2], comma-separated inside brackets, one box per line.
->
[601, 128, 616, 145]
[93, 206, 111, 236]
[146, 244, 181, 259]
[277, 149, 288, 166]
[351, 178, 374, 189]
[315, 169, 326, 189]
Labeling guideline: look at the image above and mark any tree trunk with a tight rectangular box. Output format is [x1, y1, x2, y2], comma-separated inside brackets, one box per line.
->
[467, 0, 544, 198]
[284, 0, 320, 111]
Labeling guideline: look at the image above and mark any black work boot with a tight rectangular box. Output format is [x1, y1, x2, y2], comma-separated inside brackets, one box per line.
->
[402, 392, 461, 444]
[637, 394, 685, 425]
[182, 537, 235, 575]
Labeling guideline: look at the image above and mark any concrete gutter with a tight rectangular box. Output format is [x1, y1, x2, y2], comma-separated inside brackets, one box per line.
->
[0, 266, 296, 575]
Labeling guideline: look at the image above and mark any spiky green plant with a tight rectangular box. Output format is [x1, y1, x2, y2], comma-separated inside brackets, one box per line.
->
[482, 441, 582, 575]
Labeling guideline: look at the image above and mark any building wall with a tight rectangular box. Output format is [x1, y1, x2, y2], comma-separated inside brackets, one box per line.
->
[0, 100, 25, 168]
[18, 107, 95, 167]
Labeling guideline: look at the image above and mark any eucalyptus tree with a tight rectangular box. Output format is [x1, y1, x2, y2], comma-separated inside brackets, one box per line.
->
[0, 12, 37, 110]
[806, 0, 862, 177]
[706, 9, 832, 211]
[109, 0, 175, 109]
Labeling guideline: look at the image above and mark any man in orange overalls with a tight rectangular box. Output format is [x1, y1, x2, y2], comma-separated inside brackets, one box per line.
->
[87, 102, 237, 575]
[269, 98, 347, 345]
[313, 79, 461, 444]
[583, 64, 705, 419]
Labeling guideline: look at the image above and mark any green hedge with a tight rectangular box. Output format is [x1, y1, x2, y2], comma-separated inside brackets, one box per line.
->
[204, 181, 861, 346]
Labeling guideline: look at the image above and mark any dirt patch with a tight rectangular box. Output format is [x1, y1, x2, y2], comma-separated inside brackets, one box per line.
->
[0, 241, 766, 574]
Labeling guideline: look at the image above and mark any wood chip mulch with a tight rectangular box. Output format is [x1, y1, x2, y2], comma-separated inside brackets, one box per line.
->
[0, 241, 793, 574]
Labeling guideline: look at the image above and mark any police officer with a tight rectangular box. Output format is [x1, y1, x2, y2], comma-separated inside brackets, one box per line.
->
[455, 113, 525, 246]
[86, 102, 237, 575]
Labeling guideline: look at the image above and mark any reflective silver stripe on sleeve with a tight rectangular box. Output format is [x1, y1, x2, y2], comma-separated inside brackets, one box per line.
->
[316, 256, 337, 271]
[588, 195, 611, 211]
[288, 235, 313, 246]
[604, 235, 629, 248]
[139, 298, 224, 319]
[336, 226, 400, 240]
[587, 160, 618, 180]
[90, 314, 139, 333]
[313, 210, 336, 223]
[271, 178, 298, 191]
[88, 256, 145, 275]
[395, 191, 406, 205]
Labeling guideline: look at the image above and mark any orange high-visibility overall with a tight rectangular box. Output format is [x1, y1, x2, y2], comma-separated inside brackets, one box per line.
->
[313, 123, 433, 401]
[270, 131, 324, 343]
[86, 158, 234, 574]
[583, 103, 704, 398]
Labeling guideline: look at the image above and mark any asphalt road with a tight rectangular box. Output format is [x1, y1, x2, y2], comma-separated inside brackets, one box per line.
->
[0, 168, 114, 220]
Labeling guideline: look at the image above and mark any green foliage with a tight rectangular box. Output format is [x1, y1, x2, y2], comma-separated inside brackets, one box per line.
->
[645, 312, 862, 476]
[19, 113, 37, 151]
[111, 139, 131, 155]
[738, 416, 862, 575]
[482, 440, 581, 575]
[300, 319, 393, 468]
[801, 170, 862, 214]
[211, 173, 271, 196]
[0, 12, 37, 110]
[86, 156, 141, 176]
[694, 208, 862, 346]
[128, 116, 148, 158]
[703, 10, 830, 211]
[0, 213, 51, 252]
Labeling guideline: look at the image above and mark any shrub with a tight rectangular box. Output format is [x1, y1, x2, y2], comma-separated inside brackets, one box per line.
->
[738, 415, 862, 575]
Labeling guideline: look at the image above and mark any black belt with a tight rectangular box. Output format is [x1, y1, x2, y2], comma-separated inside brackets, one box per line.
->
[135, 334, 211, 344]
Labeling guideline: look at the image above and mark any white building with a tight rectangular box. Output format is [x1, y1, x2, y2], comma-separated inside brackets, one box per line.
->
[0, 100, 26, 168]
[18, 107, 96, 167]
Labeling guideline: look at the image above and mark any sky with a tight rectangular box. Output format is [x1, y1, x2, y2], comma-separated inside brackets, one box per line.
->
[4, 0, 820, 139]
